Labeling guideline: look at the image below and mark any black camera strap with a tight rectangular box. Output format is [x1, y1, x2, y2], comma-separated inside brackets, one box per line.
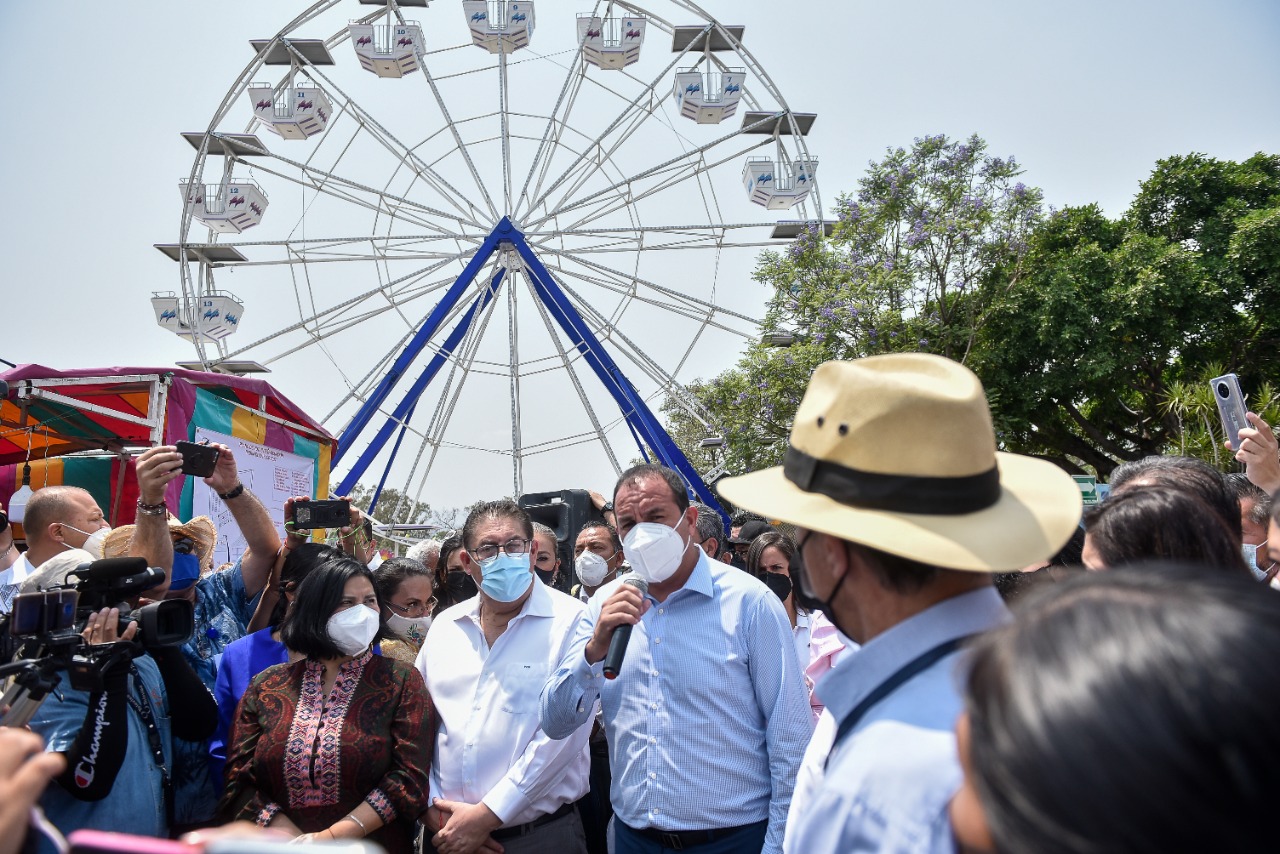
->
[825, 633, 978, 770]
[126, 664, 174, 826]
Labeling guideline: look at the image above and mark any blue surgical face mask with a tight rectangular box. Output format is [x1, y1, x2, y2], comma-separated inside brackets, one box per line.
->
[478, 552, 534, 602]
[1243, 542, 1271, 582]
[169, 551, 202, 591]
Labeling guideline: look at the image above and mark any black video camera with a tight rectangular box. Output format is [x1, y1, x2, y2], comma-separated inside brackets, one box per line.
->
[0, 558, 196, 727]
[67, 557, 195, 649]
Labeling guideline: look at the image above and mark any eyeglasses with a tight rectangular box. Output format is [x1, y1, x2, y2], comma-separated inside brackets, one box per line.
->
[388, 598, 437, 618]
[471, 537, 532, 562]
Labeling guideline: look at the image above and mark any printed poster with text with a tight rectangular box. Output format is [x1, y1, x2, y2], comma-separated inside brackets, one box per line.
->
[192, 428, 315, 568]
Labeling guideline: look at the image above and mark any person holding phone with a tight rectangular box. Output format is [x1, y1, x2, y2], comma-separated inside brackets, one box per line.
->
[1231, 412, 1280, 495]
[100, 442, 282, 833]
[220, 556, 430, 854]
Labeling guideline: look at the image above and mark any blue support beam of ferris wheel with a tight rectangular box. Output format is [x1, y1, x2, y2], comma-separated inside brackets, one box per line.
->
[333, 219, 513, 468]
[335, 267, 508, 498]
[368, 401, 416, 517]
[509, 231, 727, 517]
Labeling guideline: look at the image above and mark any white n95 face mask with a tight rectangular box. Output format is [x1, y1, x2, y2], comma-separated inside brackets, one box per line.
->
[61, 524, 111, 560]
[623, 520, 690, 585]
[575, 551, 610, 587]
[326, 605, 381, 656]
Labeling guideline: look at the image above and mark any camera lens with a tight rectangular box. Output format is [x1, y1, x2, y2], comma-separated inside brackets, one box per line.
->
[1216, 382, 1230, 400]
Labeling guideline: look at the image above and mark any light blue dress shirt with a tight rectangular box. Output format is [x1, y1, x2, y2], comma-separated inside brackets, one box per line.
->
[784, 586, 1010, 854]
[541, 550, 813, 854]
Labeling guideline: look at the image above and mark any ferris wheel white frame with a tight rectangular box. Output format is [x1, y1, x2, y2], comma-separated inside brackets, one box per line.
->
[167, 0, 824, 516]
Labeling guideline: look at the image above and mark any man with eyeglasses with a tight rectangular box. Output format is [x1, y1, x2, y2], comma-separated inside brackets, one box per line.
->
[417, 499, 593, 854]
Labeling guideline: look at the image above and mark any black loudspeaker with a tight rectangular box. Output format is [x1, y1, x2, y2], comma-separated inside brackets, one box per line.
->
[518, 489, 603, 592]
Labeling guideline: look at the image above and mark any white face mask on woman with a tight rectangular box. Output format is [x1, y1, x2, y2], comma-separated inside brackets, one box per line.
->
[386, 612, 432, 645]
[622, 517, 691, 585]
[326, 604, 381, 656]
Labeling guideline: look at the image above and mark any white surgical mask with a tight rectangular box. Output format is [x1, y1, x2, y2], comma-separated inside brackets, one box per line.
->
[326, 605, 381, 656]
[1244, 541, 1274, 582]
[61, 523, 111, 560]
[386, 612, 432, 645]
[623, 518, 690, 585]
[575, 551, 611, 587]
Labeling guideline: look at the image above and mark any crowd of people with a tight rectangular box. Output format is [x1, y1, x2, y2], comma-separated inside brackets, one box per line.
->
[0, 351, 1278, 853]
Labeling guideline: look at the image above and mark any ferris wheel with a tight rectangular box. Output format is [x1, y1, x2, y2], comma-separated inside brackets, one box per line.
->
[155, 0, 823, 516]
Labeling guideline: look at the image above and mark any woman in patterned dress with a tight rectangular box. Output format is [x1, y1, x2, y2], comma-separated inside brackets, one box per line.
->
[220, 555, 430, 853]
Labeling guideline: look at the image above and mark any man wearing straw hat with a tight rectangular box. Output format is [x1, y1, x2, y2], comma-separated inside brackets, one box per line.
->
[102, 441, 281, 832]
[717, 354, 1082, 854]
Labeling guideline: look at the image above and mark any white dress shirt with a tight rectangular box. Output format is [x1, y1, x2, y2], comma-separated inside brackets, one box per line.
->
[417, 578, 592, 828]
[792, 609, 813, 672]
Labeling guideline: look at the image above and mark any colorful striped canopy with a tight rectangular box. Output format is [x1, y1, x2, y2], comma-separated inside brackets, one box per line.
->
[1, 365, 335, 528]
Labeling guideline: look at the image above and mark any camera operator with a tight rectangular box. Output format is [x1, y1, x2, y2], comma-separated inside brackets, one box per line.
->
[20, 550, 217, 851]
[100, 442, 280, 832]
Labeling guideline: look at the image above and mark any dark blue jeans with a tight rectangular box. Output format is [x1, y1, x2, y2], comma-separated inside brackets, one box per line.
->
[615, 820, 768, 854]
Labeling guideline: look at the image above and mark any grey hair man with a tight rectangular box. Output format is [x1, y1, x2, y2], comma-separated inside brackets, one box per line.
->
[691, 502, 727, 561]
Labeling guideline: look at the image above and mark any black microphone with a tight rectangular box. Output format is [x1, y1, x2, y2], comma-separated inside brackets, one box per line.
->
[73, 557, 150, 584]
[603, 573, 649, 680]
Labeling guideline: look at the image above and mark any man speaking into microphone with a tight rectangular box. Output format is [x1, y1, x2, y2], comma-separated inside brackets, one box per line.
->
[542, 464, 811, 854]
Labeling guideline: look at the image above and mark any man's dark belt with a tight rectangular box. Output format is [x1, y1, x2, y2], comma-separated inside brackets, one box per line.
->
[490, 802, 575, 841]
[623, 820, 763, 851]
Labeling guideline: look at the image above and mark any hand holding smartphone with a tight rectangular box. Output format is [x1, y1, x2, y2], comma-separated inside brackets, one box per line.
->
[289, 498, 352, 530]
[1210, 373, 1250, 451]
[175, 440, 221, 478]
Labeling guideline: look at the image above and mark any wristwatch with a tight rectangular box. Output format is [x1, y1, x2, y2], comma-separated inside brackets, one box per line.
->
[601, 501, 614, 513]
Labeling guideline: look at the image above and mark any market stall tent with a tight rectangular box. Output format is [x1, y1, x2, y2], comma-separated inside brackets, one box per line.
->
[0, 366, 334, 534]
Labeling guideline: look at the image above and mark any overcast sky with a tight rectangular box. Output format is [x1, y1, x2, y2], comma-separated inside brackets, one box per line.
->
[2, 0, 1277, 510]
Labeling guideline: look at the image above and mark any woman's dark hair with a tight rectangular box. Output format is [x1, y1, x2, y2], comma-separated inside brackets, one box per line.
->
[1084, 485, 1249, 575]
[269, 543, 342, 629]
[746, 531, 795, 577]
[373, 556, 433, 602]
[1110, 455, 1242, 541]
[434, 535, 467, 612]
[964, 567, 1280, 853]
[281, 555, 385, 659]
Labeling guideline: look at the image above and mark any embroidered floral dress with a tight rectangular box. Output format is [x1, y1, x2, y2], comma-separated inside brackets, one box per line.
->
[220, 650, 430, 853]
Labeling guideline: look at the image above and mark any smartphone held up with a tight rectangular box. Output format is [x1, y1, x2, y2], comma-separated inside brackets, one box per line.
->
[1210, 373, 1251, 451]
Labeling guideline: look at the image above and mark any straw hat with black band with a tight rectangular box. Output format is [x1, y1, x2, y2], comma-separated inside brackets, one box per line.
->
[717, 354, 1083, 572]
[102, 516, 218, 575]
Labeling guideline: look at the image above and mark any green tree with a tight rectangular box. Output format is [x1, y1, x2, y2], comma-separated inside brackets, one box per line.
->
[978, 153, 1280, 475]
[665, 146, 1280, 480]
[664, 133, 1043, 473]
